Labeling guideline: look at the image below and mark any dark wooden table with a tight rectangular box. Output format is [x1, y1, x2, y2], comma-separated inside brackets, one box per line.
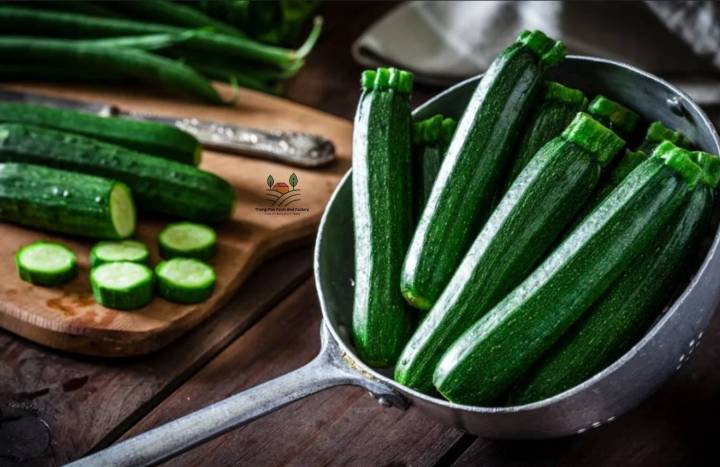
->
[2, 2, 720, 466]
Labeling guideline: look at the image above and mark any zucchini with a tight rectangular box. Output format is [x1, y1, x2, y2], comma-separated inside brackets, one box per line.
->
[0, 124, 235, 222]
[505, 81, 587, 186]
[91, 261, 154, 310]
[606, 121, 693, 191]
[402, 30, 565, 310]
[156, 258, 216, 304]
[90, 240, 150, 267]
[0, 162, 136, 239]
[158, 222, 217, 261]
[352, 67, 415, 367]
[587, 95, 639, 138]
[0, 102, 201, 165]
[412, 114, 456, 215]
[16, 241, 77, 287]
[509, 144, 719, 405]
[395, 113, 624, 392]
[433, 147, 702, 405]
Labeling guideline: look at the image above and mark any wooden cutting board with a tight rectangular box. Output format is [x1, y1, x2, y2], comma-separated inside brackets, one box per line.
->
[0, 82, 352, 357]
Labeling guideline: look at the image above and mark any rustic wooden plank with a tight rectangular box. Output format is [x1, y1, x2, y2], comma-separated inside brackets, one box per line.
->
[120, 279, 464, 467]
[0, 246, 313, 465]
[451, 307, 720, 467]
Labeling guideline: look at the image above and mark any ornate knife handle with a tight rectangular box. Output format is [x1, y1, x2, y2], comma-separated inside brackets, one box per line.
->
[127, 113, 336, 168]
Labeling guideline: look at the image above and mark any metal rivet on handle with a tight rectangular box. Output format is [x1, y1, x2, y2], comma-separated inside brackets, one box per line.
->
[369, 391, 394, 407]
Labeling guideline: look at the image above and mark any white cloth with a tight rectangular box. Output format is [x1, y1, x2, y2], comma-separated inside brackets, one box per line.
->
[353, 1, 720, 104]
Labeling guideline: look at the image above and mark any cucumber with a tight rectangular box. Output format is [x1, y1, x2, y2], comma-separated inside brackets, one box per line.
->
[395, 113, 624, 392]
[412, 114, 456, 215]
[352, 67, 415, 367]
[0, 162, 135, 239]
[156, 258, 216, 304]
[509, 165, 716, 404]
[0, 102, 201, 165]
[505, 81, 588, 186]
[16, 240, 77, 286]
[158, 222, 217, 261]
[402, 30, 565, 310]
[0, 124, 235, 222]
[91, 261, 154, 310]
[587, 95, 639, 138]
[433, 147, 702, 405]
[90, 240, 150, 267]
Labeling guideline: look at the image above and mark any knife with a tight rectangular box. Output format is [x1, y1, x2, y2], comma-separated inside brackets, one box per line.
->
[0, 89, 336, 168]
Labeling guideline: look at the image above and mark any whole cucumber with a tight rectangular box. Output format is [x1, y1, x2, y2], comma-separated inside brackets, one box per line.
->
[0, 162, 135, 239]
[0, 124, 235, 222]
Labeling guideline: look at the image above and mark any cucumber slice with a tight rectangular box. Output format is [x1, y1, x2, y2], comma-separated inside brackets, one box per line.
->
[90, 240, 150, 267]
[156, 258, 216, 304]
[91, 261, 154, 310]
[110, 183, 136, 239]
[158, 222, 217, 261]
[16, 241, 77, 286]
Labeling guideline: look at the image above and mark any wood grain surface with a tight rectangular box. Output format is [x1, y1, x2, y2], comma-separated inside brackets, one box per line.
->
[121, 279, 465, 467]
[0, 81, 351, 357]
[0, 247, 313, 465]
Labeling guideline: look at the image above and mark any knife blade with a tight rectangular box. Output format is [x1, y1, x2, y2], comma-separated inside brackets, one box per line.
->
[0, 89, 336, 168]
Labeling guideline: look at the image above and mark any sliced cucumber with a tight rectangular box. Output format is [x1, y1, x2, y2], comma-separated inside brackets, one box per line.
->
[16, 240, 77, 286]
[91, 261, 154, 310]
[158, 222, 217, 261]
[156, 258, 216, 304]
[90, 240, 150, 267]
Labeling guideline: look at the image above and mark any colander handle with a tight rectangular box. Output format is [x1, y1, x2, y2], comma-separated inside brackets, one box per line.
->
[67, 323, 404, 467]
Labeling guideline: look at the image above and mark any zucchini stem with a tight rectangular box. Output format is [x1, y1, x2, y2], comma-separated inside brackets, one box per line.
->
[561, 112, 625, 166]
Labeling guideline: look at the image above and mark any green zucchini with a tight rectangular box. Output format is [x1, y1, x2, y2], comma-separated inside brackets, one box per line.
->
[156, 258, 216, 304]
[0, 124, 235, 222]
[508, 143, 719, 405]
[412, 114, 456, 215]
[90, 240, 150, 267]
[16, 240, 78, 287]
[401, 30, 565, 310]
[352, 67, 415, 367]
[587, 95, 639, 138]
[158, 222, 217, 261]
[433, 147, 702, 405]
[91, 261, 154, 310]
[0, 102, 201, 165]
[0, 162, 135, 239]
[605, 121, 693, 191]
[395, 113, 624, 392]
[505, 81, 588, 186]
